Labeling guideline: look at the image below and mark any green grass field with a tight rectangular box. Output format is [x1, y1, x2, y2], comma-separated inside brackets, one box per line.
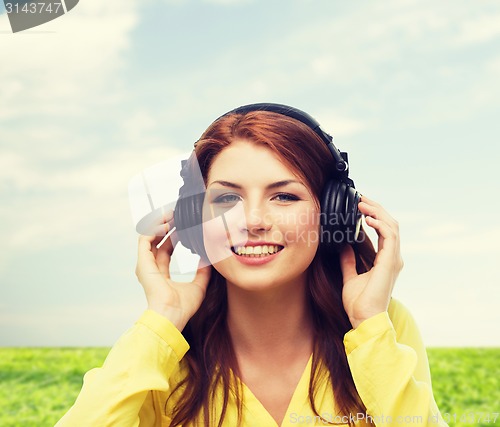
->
[0, 348, 498, 426]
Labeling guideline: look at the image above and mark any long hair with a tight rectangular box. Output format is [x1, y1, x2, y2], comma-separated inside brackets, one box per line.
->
[167, 111, 376, 426]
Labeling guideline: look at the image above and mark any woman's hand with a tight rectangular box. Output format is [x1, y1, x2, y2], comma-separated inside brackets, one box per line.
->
[135, 213, 211, 331]
[340, 196, 404, 329]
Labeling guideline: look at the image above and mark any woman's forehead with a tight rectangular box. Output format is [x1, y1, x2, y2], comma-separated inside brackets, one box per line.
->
[207, 139, 299, 180]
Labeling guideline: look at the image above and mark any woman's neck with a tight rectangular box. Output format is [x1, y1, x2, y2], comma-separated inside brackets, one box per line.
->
[225, 277, 314, 363]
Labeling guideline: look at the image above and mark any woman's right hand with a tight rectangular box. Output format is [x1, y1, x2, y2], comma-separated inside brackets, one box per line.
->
[135, 216, 211, 331]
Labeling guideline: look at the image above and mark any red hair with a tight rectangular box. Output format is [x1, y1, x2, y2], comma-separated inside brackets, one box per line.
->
[167, 111, 376, 426]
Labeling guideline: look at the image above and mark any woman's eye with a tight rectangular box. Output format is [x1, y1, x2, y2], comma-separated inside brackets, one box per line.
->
[273, 193, 300, 202]
[213, 194, 241, 204]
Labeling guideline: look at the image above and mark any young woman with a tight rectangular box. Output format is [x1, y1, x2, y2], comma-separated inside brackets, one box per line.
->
[56, 104, 448, 426]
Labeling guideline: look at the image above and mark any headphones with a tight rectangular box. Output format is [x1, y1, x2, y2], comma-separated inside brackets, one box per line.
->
[173, 103, 362, 259]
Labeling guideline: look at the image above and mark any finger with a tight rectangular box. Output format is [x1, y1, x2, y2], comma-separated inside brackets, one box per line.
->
[364, 215, 398, 242]
[364, 216, 399, 264]
[138, 234, 155, 253]
[138, 234, 165, 260]
[367, 255, 399, 299]
[191, 264, 212, 293]
[339, 244, 358, 283]
[358, 200, 398, 228]
[150, 221, 171, 238]
[359, 195, 380, 206]
[155, 227, 176, 278]
[359, 205, 399, 252]
[160, 207, 175, 224]
[156, 226, 176, 254]
[358, 196, 395, 219]
[155, 244, 171, 279]
[364, 215, 394, 246]
[362, 218, 400, 293]
[137, 235, 161, 277]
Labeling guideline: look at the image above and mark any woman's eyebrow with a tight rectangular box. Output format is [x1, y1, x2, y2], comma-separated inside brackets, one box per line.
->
[207, 179, 305, 190]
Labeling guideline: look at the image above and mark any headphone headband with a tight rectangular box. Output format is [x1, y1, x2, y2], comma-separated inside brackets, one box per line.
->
[217, 103, 349, 175]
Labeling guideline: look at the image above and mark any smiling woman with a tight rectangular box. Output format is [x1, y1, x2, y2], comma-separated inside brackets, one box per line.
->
[55, 104, 449, 427]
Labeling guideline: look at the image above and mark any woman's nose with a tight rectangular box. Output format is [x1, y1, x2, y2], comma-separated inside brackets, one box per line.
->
[243, 204, 272, 233]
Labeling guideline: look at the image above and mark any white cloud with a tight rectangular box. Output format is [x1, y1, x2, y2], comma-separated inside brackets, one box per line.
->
[0, 0, 139, 120]
[1, 145, 182, 193]
[0, 0, 161, 252]
[315, 109, 368, 138]
[486, 57, 500, 73]
[422, 222, 466, 237]
[295, 1, 500, 101]
[1, 145, 184, 249]
[405, 290, 499, 346]
[405, 224, 500, 255]
[453, 13, 500, 46]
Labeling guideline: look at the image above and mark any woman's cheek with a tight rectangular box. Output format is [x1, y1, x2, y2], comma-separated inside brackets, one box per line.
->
[282, 207, 320, 247]
[202, 202, 247, 264]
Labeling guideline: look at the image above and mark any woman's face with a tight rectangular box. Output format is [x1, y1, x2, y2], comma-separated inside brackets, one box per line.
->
[202, 139, 320, 292]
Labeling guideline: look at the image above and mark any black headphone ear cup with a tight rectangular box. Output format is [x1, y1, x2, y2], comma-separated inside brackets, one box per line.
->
[321, 180, 362, 252]
[333, 181, 347, 221]
[320, 180, 341, 251]
[332, 181, 347, 250]
[321, 180, 334, 220]
[344, 186, 362, 243]
[174, 188, 208, 260]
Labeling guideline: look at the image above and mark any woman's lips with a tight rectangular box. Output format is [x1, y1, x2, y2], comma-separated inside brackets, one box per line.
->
[230, 244, 284, 265]
[231, 244, 284, 256]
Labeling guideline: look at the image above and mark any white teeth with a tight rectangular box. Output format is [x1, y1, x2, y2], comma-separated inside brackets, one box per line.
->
[233, 245, 282, 256]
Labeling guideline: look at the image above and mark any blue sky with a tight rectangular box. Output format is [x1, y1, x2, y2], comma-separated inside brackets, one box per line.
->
[0, 0, 499, 346]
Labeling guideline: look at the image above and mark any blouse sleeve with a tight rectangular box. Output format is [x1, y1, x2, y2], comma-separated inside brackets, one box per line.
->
[343, 299, 448, 426]
[55, 310, 190, 427]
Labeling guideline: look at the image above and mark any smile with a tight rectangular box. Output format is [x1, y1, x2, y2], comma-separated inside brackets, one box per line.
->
[231, 245, 284, 257]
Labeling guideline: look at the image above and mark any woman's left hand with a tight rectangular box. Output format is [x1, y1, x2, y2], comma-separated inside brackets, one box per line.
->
[340, 196, 404, 329]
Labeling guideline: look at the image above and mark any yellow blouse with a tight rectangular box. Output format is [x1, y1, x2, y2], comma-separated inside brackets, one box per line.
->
[55, 299, 448, 426]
